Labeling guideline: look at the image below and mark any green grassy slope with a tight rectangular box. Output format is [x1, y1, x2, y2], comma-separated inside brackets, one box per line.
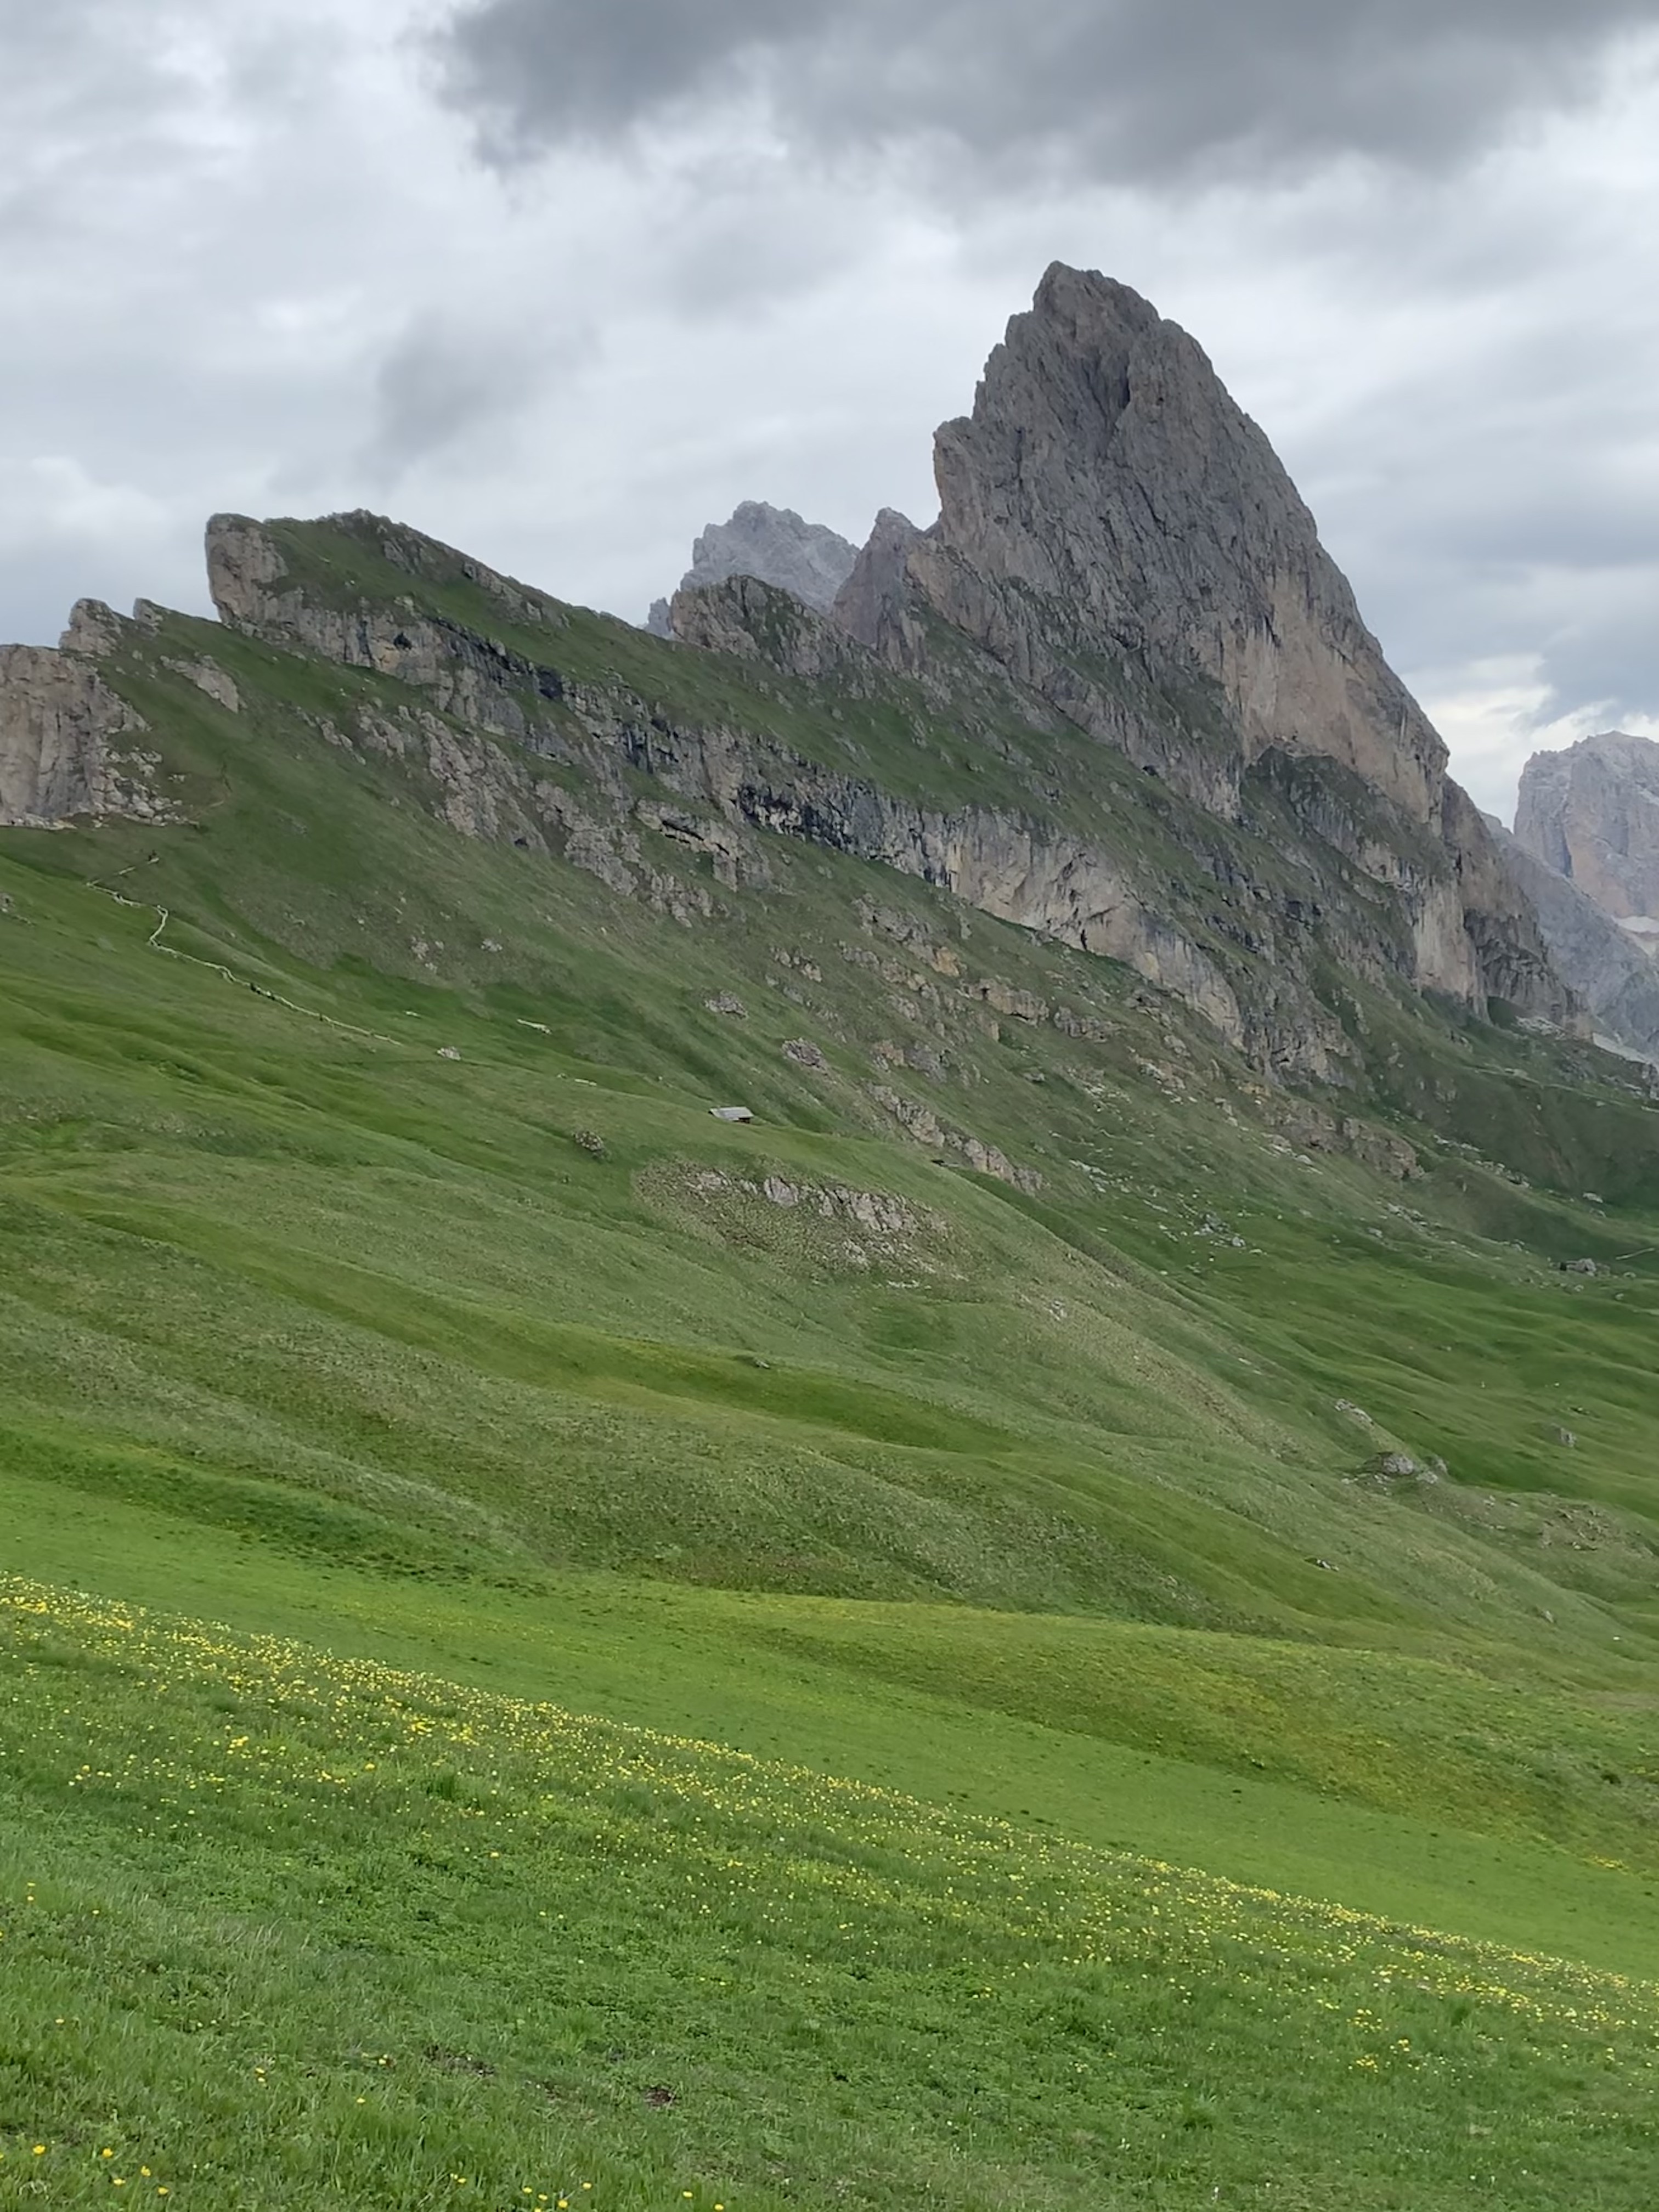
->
[5, 1577, 1657, 2212]
[2, 557, 1658, 2203]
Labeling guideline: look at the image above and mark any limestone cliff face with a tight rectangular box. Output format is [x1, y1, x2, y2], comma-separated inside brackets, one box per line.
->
[669, 574, 874, 685]
[0, 601, 173, 828]
[1515, 733, 1659, 922]
[832, 509, 926, 658]
[839, 263, 1562, 1022]
[917, 267, 1444, 816]
[610, 659, 1252, 1056]
[648, 501, 859, 636]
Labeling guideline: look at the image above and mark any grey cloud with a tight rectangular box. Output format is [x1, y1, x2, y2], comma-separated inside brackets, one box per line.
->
[1527, 590, 1659, 736]
[1286, 315, 1658, 736]
[363, 319, 534, 480]
[0, 0, 144, 90]
[437, 0, 1659, 180]
[0, 0, 199, 248]
[359, 311, 599, 489]
[0, 0, 1650, 845]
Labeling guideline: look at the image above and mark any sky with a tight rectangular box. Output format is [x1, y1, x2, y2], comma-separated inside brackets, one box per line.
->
[2, 0, 1656, 820]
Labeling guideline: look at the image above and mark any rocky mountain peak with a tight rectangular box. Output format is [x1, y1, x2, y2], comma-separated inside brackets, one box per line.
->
[648, 501, 859, 636]
[1514, 731, 1659, 923]
[47, 266, 1568, 1058]
[832, 508, 926, 655]
[911, 262, 1449, 828]
[817, 263, 1561, 1024]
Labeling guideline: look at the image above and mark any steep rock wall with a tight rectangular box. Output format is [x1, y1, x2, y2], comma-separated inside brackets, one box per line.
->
[202, 512, 1559, 1077]
[207, 518, 1282, 1060]
[839, 264, 1564, 1023]
[0, 602, 173, 828]
[1515, 732, 1659, 922]
[1485, 813, 1659, 1058]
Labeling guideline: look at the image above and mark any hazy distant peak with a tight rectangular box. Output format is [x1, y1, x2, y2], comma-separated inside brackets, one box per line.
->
[1515, 731, 1659, 920]
[647, 501, 859, 634]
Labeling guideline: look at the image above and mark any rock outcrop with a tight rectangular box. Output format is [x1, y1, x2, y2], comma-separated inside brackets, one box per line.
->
[0, 603, 173, 828]
[1514, 732, 1659, 924]
[1484, 815, 1659, 1059]
[833, 508, 926, 657]
[648, 501, 858, 636]
[918, 267, 1443, 814]
[668, 573, 872, 684]
[208, 511, 575, 743]
[836, 262, 1564, 1024]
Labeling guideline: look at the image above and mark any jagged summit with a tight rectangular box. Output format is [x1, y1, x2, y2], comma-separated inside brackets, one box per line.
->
[647, 500, 859, 635]
[927, 264, 1445, 814]
[1515, 731, 1659, 924]
[835, 262, 1560, 1021]
[832, 507, 926, 653]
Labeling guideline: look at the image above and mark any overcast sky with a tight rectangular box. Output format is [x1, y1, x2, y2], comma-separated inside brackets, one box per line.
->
[2, 0, 1655, 819]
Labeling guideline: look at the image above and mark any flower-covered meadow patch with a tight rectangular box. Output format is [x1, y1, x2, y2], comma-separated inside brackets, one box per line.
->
[2, 1574, 1656, 2209]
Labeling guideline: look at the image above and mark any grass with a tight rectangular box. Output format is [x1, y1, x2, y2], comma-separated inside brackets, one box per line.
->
[3, 518, 1659, 2202]
[2, 1469, 1656, 1986]
[4, 1576, 1658, 2212]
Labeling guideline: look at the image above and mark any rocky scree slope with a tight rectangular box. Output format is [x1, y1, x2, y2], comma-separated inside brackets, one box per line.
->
[833, 263, 1562, 1027]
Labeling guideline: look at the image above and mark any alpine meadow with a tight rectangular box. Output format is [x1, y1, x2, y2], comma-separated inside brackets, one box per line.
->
[2, 267, 1657, 2211]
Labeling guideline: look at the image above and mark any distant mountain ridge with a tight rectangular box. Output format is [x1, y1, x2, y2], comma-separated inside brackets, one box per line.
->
[2, 262, 1582, 1086]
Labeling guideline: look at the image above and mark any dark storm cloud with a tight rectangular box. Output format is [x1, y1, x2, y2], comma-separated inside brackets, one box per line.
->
[436, 0, 1659, 179]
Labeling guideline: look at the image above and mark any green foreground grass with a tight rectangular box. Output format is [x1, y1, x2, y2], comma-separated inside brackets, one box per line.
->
[4, 1575, 1657, 2212]
[3, 1466, 1657, 1988]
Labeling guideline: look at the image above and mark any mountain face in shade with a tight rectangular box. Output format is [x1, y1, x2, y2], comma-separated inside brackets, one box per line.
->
[1515, 732, 1659, 925]
[647, 501, 860, 636]
[834, 262, 1561, 1023]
